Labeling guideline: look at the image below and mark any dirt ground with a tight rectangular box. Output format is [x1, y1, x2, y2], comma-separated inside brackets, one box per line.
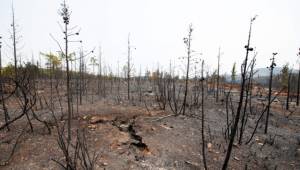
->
[0, 95, 300, 170]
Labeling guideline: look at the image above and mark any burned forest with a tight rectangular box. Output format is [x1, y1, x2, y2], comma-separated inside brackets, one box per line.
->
[0, 0, 300, 170]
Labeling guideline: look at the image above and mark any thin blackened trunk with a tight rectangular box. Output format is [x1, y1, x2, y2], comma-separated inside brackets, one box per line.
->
[75, 60, 79, 115]
[222, 17, 255, 170]
[182, 25, 192, 115]
[264, 53, 276, 134]
[65, 23, 72, 143]
[12, 6, 18, 80]
[117, 60, 120, 101]
[201, 61, 207, 170]
[238, 58, 255, 144]
[60, 3, 72, 143]
[50, 61, 54, 107]
[98, 46, 102, 97]
[103, 66, 106, 98]
[225, 90, 231, 140]
[297, 67, 300, 106]
[246, 88, 283, 144]
[138, 67, 142, 102]
[286, 71, 292, 110]
[79, 49, 83, 105]
[127, 34, 131, 101]
[0, 39, 9, 131]
[238, 79, 249, 144]
[216, 47, 221, 102]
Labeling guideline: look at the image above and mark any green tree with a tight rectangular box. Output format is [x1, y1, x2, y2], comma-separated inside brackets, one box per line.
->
[231, 62, 236, 83]
[41, 52, 61, 70]
[2, 64, 15, 77]
[280, 63, 289, 88]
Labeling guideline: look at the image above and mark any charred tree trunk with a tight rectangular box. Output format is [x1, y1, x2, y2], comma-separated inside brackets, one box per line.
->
[216, 47, 221, 102]
[0, 37, 10, 131]
[12, 6, 18, 80]
[222, 16, 256, 170]
[98, 46, 102, 98]
[60, 1, 72, 143]
[238, 57, 256, 144]
[264, 53, 276, 134]
[201, 60, 208, 170]
[127, 34, 131, 101]
[182, 24, 193, 115]
[286, 70, 292, 110]
[297, 67, 300, 106]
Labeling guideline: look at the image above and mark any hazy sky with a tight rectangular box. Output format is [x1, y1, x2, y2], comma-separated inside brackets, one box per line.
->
[0, 0, 299, 75]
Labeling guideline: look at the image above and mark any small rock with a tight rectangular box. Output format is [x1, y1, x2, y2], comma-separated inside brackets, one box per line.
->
[160, 124, 171, 130]
[119, 124, 129, 131]
[207, 143, 212, 149]
[184, 160, 200, 167]
[234, 157, 240, 161]
[88, 124, 97, 130]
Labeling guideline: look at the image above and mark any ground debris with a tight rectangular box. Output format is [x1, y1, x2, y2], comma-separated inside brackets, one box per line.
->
[184, 160, 200, 168]
[207, 142, 212, 149]
[234, 156, 240, 161]
[90, 115, 112, 124]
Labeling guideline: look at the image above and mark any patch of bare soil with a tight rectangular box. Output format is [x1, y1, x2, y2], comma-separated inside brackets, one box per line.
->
[0, 97, 300, 169]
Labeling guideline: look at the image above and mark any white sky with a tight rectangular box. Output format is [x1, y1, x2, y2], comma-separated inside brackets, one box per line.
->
[0, 0, 299, 75]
